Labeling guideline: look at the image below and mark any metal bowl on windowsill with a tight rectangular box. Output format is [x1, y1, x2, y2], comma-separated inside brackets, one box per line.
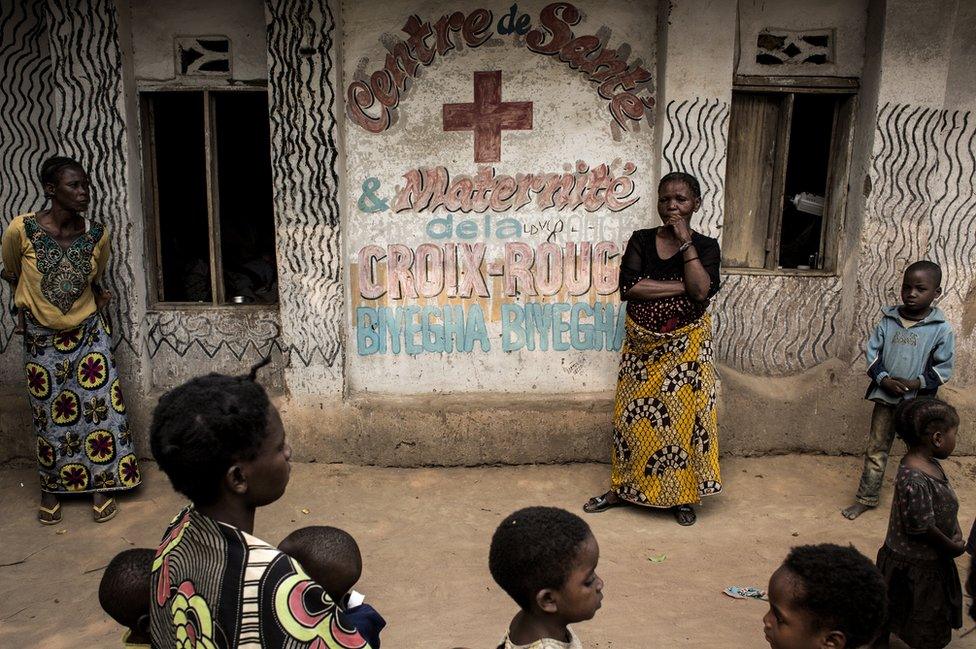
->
[230, 295, 253, 305]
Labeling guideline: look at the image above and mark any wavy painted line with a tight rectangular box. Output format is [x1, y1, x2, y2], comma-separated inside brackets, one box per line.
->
[45, 0, 138, 353]
[931, 111, 976, 303]
[662, 97, 729, 240]
[265, 0, 343, 368]
[0, 2, 58, 353]
[711, 275, 839, 375]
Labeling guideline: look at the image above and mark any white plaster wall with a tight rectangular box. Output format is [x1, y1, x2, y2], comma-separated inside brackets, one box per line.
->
[945, 0, 976, 111]
[128, 0, 268, 81]
[872, 0, 955, 106]
[736, 0, 868, 78]
[342, 0, 657, 393]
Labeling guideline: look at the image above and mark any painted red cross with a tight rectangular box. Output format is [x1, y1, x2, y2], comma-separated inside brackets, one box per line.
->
[443, 70, 533, 163]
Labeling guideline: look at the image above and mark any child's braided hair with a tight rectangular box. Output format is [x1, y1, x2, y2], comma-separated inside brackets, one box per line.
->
[897, 397, 958, 447]
[150, 357, 273, 505]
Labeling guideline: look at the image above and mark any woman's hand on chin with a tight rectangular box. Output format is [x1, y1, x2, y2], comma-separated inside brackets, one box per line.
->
[667, 216, 693, 243]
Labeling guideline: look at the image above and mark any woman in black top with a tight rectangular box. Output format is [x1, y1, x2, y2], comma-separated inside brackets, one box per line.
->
[583, 172, 722, 526]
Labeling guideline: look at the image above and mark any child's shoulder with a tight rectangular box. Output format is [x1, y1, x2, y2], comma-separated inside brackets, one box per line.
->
[896, 458, 948, 486]
[875, 306, 900, 325]
[501, 627, 581, 649]
[927, 308, 954, 333]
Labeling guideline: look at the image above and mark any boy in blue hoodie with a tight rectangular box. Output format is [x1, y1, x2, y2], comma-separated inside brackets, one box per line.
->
[842, 260, 955, 520]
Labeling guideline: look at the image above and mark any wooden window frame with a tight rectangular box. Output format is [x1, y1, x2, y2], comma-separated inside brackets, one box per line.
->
[139, 85, 275, 310]
[722, 76, 858, 276]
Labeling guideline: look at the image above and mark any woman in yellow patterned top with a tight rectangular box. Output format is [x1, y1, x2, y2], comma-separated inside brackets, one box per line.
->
[583, 172, 722, 526]
[1, 156, 140, 525]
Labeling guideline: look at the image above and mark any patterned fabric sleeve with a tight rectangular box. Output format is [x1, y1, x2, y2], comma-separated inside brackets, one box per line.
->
[93, 225, 110, 282]
[898, 477, 935, 535]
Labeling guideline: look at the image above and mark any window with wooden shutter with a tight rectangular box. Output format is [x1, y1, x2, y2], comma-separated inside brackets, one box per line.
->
[722, 76, 857, 273]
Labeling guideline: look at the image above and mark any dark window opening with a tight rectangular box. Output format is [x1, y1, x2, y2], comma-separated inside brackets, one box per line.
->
[779, 94, 836, 269]
[149, 92, 211, 302]
[142, 89, 278, 305]
[213, 93, 277, 304]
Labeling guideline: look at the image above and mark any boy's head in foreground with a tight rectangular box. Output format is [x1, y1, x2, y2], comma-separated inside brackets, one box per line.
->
[901, 260, 942, 316]
[764, 544, 886, 649]
[99, 548, 155, 643]
[489, 506, 603, 624]
[280, 526, 363, 603]
[150, 359, 291, 511]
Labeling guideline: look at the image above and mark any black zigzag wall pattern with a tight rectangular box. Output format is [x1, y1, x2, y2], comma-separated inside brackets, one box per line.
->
[856, 102, 976, 374]
[147, 310, 284, 360]
[45, 0, 138, 353]
[0, 2, 58, 355]
[265, 0, 344, 368]
[662, 95, 841, 375]
[661, 97, 730, 240]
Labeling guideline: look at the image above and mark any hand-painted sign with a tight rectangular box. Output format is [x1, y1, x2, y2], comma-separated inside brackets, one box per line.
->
[390, 162, 639, 214]
[343, 0, 654, 384]
[346, 2, 654, 133]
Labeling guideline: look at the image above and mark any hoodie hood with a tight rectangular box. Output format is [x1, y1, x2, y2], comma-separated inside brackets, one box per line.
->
[881, 305, 946, 325]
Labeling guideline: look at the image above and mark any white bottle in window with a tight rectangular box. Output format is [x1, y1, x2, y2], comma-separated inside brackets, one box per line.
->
[791, 192, 825, 216]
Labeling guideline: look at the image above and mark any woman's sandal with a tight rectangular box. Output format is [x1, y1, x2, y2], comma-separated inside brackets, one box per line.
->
[93, 497, 118, 523]
[673, 504, 697, 526]
[38, 502, 62, 525]
[583, 492, 623, 513]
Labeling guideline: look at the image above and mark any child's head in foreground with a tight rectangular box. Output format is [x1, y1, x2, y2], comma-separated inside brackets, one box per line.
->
[764, 544, 886, 649]
[280, 525, 363, 603]
[150, 358, 291, 510]
[99, 548, 155, 642]
[901, 260, 942, 313]
[896, 397, 959, 459]
[489, 506, 603, 624]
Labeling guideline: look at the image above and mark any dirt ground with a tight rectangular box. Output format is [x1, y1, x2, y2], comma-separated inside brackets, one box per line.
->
[1, 456, 975, 648]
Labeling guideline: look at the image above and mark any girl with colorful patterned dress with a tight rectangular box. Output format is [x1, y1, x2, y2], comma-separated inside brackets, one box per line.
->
[1, 156, 139, 524]
[583, 172, 722, 526]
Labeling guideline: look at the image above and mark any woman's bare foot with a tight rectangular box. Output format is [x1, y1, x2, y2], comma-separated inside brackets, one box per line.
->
[841, 502, 873, 520]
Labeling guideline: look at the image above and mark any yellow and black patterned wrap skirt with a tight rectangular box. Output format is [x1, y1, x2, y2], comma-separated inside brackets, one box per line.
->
[610, 314, 721, 507]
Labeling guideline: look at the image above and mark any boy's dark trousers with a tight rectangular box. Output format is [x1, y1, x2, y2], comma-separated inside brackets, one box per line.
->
[855, 402, 897, 507]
